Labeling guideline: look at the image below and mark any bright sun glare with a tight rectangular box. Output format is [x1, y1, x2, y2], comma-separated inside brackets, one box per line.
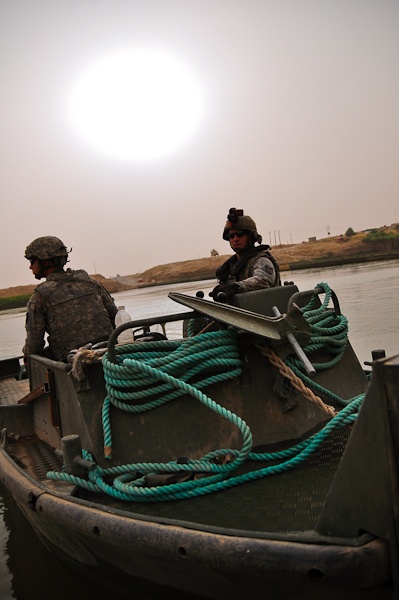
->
[68, 48, 205, 161]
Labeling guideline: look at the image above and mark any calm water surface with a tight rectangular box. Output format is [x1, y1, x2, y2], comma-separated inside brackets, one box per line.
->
[0, 260, 398, 599]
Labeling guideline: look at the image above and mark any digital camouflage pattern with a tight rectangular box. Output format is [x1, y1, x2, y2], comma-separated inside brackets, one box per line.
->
[24, 236, 69, 260]
[23, 269, 118, 361]
[215, 246, 281, 292]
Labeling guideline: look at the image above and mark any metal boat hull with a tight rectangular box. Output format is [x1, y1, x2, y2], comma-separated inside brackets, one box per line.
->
[0, 286, 398, 599]
[0, 449, 391, 599]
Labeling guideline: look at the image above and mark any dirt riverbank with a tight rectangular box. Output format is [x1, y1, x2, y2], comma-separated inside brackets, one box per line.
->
[1, 226, 398, 299]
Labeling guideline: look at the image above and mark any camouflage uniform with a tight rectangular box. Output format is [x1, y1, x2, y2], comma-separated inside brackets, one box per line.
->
[23, 269, 118, 361]
[215, 245, 281, 292]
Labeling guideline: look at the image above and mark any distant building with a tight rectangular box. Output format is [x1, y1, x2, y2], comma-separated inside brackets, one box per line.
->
[308, 236, 317, 242]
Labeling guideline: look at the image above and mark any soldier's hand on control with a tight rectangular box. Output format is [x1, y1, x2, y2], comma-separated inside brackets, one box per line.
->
[209, 283, 240, 301]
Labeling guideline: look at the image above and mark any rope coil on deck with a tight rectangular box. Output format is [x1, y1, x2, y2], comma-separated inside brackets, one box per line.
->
[255, 281, 351, 413]
[46, 395, 362, 501]
[47, 282, 365, 502]
[101, 330, 242, 457]
[286, 281, 352, 408]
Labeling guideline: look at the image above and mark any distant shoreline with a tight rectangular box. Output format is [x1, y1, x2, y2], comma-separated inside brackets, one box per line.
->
[1, 225, 398, 309]
[122, 251, 399, 290]
[1, 251, 397, 312]
[281, 250, 398, 272]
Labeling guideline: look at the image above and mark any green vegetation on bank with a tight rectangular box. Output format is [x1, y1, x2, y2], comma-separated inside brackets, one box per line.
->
[1, 225, 398, 312]
[0, 295, 31, 311]
[363, 229, 399, 243]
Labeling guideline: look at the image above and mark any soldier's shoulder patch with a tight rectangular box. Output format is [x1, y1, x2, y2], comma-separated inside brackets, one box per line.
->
[263, 263, 274, 275]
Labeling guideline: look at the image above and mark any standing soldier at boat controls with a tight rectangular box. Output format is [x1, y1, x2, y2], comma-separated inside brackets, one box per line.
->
[23, 236, 118, 364]
[210, 208, 281, 301]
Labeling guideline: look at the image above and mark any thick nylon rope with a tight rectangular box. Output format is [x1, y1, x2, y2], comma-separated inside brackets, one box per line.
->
[47, 283, 364, 501]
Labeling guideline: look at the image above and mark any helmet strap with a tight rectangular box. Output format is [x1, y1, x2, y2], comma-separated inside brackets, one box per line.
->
[35, 258, 65, 279]
[34, 260, 46, 280]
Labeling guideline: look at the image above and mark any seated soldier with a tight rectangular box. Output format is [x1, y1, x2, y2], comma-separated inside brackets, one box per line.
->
[23, 236, 118, 363]
[210, 207, 281, 301]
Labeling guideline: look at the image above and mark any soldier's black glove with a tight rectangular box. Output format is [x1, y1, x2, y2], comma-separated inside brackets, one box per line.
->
[209, 282, 240, 301]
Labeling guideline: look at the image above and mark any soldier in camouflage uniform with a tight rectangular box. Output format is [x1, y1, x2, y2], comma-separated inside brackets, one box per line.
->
[210, 208, 281, 301]
[23, 236, 118, 363]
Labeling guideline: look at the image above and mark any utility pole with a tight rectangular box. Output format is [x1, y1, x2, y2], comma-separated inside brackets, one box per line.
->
[326, 225, 330, 236]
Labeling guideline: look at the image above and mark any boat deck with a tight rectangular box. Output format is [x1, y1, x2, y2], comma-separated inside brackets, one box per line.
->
[0, 374, 29, 405]
[5, 425, 351, 537]
[97, 425, 350, 535]
[0, 366, 352, 537]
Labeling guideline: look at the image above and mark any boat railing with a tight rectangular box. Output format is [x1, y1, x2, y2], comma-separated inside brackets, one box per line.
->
[287, 286, 342, 315]
[107, 310, 202, 363]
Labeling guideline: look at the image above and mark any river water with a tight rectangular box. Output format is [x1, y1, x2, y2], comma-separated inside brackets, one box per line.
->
[0, 259, 398, 599]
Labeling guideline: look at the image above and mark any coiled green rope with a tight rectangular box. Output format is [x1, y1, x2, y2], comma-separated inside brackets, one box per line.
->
[285, 282, 351, 406]
[47, 395, 361, 501]
[47, 282, 365, 501]
[101, 330, 242, 456]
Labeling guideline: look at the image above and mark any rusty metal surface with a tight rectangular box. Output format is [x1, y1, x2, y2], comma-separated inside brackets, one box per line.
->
[88, 425, 351, 535]
[0, 376, 30, 406]
[0, 439, 389, 599]
[8, 425, 349, 535]
[5, 435, 63, 479]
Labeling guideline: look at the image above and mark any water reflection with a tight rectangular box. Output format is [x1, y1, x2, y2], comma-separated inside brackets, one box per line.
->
[0, 491, 13, 600]
[0, 483, 90, 600]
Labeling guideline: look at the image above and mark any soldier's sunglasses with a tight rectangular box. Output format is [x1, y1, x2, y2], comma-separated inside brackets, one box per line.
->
[228, 231, 246, 239]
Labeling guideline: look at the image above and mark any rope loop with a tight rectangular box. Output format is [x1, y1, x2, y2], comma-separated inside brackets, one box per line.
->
[101, 329, 243, 457]
[47, 282, 365, 502]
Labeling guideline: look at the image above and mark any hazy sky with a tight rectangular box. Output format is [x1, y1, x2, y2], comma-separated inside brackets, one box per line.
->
[1, 0, 398, 288]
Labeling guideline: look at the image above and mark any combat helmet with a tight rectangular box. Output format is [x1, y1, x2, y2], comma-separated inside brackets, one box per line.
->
[25, 236, 69, 261]
[222, 208, 262, 244]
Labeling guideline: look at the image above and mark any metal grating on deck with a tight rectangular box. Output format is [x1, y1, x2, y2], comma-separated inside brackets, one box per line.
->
[5, 436, 64, 479]
[0, 377, 30, 406]
[85, 425, 351, 535]
[5, 424, 350, 536]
